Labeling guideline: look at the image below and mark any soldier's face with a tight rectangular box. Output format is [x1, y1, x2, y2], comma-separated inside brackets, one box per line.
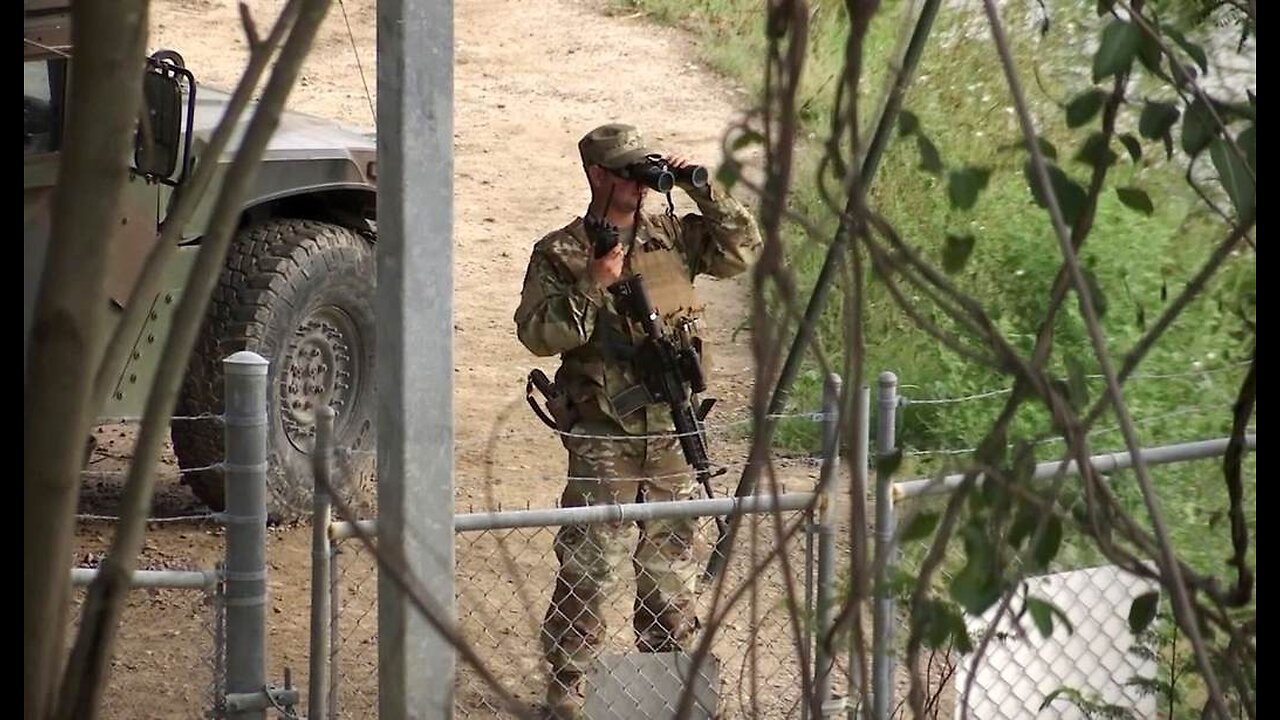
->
[590, 165, 646, 213]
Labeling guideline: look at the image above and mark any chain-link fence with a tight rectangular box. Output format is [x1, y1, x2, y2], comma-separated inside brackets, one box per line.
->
[313, 367, 1253, 718]
[67, 569, 224, 719]
[326, 497, 820, 719]
[328, 537, 380, 716]
[877, 367, 1256, 720]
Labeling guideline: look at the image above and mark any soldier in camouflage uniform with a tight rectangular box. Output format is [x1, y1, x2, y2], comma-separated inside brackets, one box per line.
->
[514, 123, 761, 716]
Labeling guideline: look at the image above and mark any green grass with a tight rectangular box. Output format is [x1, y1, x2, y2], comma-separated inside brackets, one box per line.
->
[615, 0, 1253, 452]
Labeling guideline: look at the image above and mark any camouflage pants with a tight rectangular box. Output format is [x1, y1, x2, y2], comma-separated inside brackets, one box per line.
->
[541, 422, 699, 685]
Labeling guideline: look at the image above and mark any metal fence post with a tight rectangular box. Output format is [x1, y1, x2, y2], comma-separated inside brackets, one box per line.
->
[214, 563, 227, 716]
[872, 372, 898, 720]
[847, 384, 871, 719]
[804, 501, 815, 720]
[815, 373, 842, 717]
[223, 351, 269, 720]
[329, 546, 340, 719]
[309, 407, 334, 719]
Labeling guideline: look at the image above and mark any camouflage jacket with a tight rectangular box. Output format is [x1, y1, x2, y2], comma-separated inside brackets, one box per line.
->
[515, 186, 761, 437]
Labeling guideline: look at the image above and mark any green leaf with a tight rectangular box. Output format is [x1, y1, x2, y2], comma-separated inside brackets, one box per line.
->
[1128, 591, 1160, 633]
[1181, 98, 1217, 155]
[731, 129, 765, 150]
[898, 110, 920, 137]
[917, 134, 944, 175]
[1118, 133, 1143, 162]
[1006, 135, 1059, 160]
[1040, 688, 1066, 711]
[951, 567, 1001, 616]
[950, 612, 974, 654]
[877, 448, 903, 477]
[1138, 102, 1179, 140]
[1035, 136, 1059, 160]
[1218, 100, 1255, 124]
[889, 567, 917, 597]
[901, 511, 940, 542]
[947, 167, 991, 210]
[1033, 515, 1063, 569]
[1066, 356, 1090, 411]
[1013, 442, 1036, 484]
[920, 600, 972, 653]
[1208, 510, 1224, 530]
[1009, 508, 1037, 549]
[1074, 133, 1119, 169]
[1066, 89, 1106, 128]
[715, 159, 741, 190]
[1028, 597, 1055, 639]
[979, 468, 1007, 511]
[1137, 28, 1163, 75]
[1210, 137, 1255, 219]
[919, 600, 951, 649]
[1023, 161, 1087, 226]
[942, 234, 976, 274]
[1163, 24, 1208, 73]
[1092, 20, 1142, 83]
[1116, 187, 1155, 216]
[1238, 126, 1256, 170]
[1050, 602, 1074, 635]
[950, 527, 1002, 615]
[1082, 266, 1109, 318]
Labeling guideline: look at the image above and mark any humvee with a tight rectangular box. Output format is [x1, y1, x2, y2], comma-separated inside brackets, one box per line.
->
[24, 1, 378, 517]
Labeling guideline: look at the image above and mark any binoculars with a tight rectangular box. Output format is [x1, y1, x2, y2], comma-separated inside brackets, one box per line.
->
[616, 154, 710, 193]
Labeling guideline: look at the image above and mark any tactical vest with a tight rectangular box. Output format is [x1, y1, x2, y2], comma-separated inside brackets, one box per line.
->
[559, 219, 707, 429]
[627, 232, 703, 329]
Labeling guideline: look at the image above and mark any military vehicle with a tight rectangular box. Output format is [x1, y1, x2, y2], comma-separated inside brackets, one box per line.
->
[24, 1, 378, 517]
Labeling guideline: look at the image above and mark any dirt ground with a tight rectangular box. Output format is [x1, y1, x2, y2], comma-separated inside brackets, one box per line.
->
[72, 0, 831, 717]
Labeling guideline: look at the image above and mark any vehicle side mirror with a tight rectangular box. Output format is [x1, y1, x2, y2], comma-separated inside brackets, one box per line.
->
[134, 51, 195, 183]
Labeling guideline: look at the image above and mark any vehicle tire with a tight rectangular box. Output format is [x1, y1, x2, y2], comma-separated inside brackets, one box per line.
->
[172, 218, 377, 520]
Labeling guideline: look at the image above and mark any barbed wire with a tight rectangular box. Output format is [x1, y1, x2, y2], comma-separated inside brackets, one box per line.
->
[80, 461, 222, 478]
[901, 387, 1012, 406]
[903, 403, 1241, 458]
[899, 361, 1249, 407]
[93, 412, 224, 424]
[74, 512, 223, 523]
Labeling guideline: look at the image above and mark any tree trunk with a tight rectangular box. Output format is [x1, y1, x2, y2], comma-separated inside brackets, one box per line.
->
[23, 1, 150, 716]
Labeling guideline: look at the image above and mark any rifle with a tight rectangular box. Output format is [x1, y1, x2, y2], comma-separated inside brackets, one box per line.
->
[608, 274, 728, 553]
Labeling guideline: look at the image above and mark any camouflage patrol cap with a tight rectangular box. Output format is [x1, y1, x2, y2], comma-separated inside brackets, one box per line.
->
[578, 123, 659, 170]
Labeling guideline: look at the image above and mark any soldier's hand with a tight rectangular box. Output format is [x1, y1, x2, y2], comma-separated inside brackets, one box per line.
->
[590, 243, 624, 288]
[668, 155, 710, 195]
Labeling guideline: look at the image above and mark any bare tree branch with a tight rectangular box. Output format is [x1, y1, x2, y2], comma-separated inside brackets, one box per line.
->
[1221, 351, 1255, 606]
[24, 1, 150, 715]
[59, 3, 334, 716]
